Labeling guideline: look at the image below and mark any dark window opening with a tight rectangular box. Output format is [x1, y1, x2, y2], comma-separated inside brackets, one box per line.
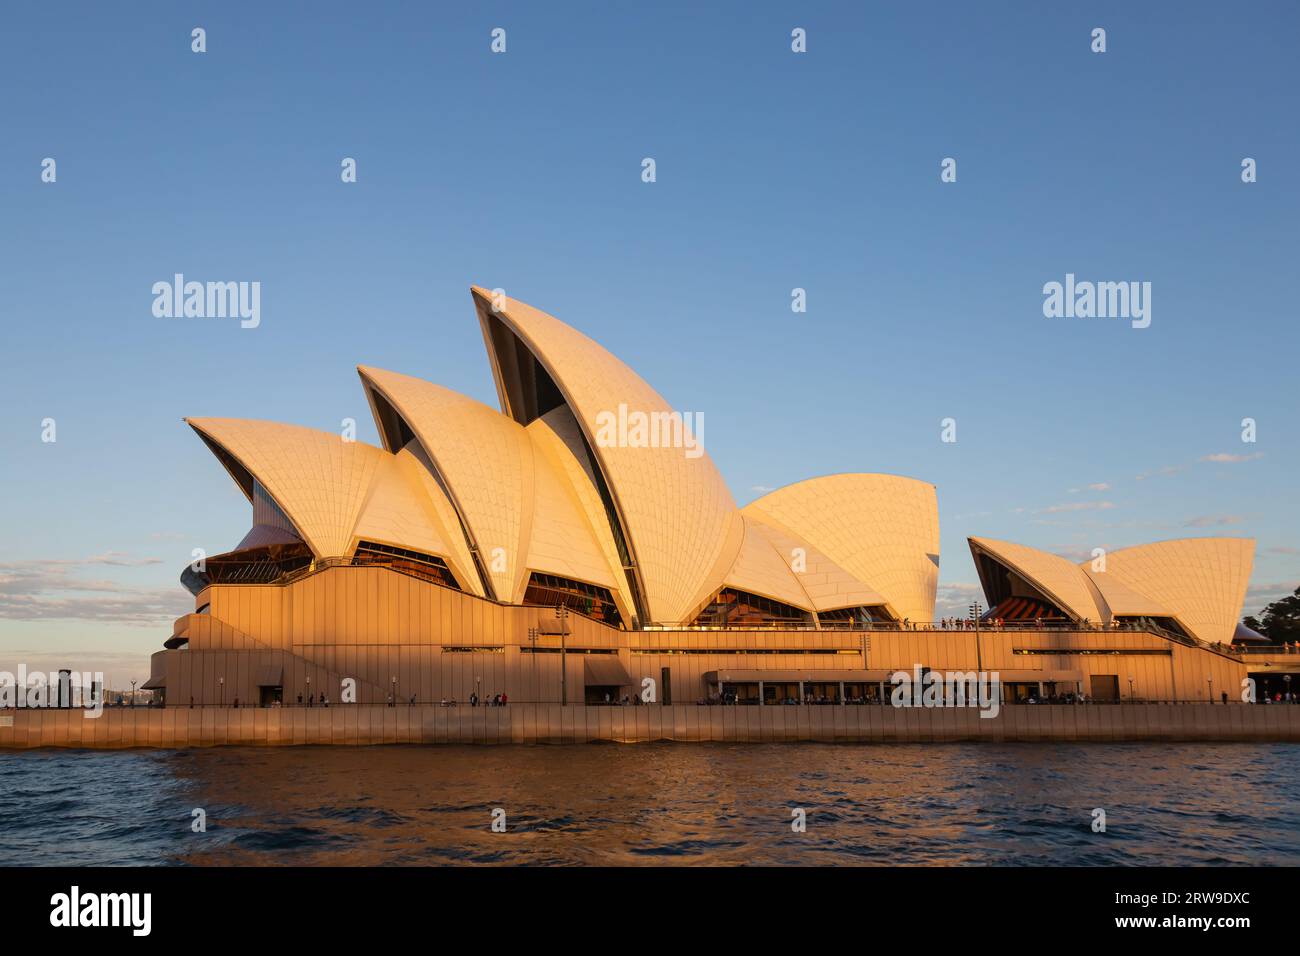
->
[353, 541, 460, 590]
[692, 588, 813, 628]
[479, 301, 566, 425]
[973, 550, 1072, 621]
[524, 572, 622, 626]
[252, 480, 299, 536]
[985, 595, 1069, 622]
[576, 428, 648, 626]
[818, 605, 894, 627]
[180, 540, 314, 595]
[367, 387, 416, 452]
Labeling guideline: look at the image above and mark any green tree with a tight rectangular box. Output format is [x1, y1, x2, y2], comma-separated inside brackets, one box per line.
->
[1246, 586, 1300, 644]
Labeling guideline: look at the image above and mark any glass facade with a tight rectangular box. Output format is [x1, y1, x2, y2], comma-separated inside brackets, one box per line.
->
[817, 605, 893, 627]
[692, 588, 813, 628]
[523, 572, 622, 626]
[352, 540, 461, 590]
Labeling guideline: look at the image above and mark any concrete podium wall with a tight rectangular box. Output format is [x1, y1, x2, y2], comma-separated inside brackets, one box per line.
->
[2, 703, 1299, 748]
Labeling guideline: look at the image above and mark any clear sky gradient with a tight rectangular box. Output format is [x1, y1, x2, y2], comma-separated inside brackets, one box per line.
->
[2, 1, 1297, 686]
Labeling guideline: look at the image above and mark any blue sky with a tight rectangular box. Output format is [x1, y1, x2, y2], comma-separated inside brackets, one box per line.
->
[2, 1, 1297, 685]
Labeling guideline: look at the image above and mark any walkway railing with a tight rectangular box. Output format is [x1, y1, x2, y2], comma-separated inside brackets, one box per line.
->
[99, 697, 1291, 711]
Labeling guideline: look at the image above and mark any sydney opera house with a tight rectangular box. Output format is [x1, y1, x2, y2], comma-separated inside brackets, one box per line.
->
[147, 287, 1271, 709]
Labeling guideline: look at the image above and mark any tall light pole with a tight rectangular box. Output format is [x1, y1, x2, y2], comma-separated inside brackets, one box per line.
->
[131, 679, 138, 708]
[1207, 675, 1213, 703]
[969, 603, 983, 673]
[305, 675, 311, 707]
[1127, 675, 1134, 700]
[391, 676, 397, 707]
[556, 604, 569, 706]
[216, 676, 222, 708]
[528, 626, 538, 703]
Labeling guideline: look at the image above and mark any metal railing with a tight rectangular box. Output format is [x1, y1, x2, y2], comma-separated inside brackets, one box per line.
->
[23, 696, 1296, 712]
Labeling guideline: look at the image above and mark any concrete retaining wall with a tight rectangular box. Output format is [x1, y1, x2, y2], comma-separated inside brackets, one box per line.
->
[3, 703, 1299, 748]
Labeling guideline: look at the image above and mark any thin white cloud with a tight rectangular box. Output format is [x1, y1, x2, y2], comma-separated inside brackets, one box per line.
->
[1244, 581, 1300, 613]
[1037, 501, 1116, 515]
[1183, 515, 1245, 528]
[934, 582, 983, 618]
[85, 552, 164, 567]
[1, 552, 163, 569]
[1049, 545, 1106, 562]
[1135, 465, 1186, 481]
[1200, 452, 1264, 463]
[0, 556, 185, 625]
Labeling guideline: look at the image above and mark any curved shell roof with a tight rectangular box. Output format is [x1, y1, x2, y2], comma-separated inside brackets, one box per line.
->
[1081, 565, 1169, 618]
[188, 288, 1256, 641]
[473, 287, 743, 625]
[187, 418, 381, 559]
[744, 517, 887, 613]
[1098, 538, 1254, 645]
[358, 366, 536, 603]
[524, 418, 621, 596]
[745, 474, 940, 623]
[720, 516, 816, 612]
[353, 445, 481, 595]
[969, 536, 1103, 622]
[968, 536, 1254, 645]
[526, 408, 633, 622]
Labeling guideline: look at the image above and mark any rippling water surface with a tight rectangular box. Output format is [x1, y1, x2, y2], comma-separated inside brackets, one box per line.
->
[1, 743, 1296, 865]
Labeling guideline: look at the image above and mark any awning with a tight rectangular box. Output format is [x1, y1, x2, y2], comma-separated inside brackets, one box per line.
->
[994, 670, 1085, 683]
[255, 665, 284, 687]
[584, 657, 632, 686]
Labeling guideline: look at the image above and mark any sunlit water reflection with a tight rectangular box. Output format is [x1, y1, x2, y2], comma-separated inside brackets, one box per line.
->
[1, 743, 1295, 865]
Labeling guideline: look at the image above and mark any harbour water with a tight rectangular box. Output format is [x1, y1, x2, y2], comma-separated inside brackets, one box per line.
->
[1, 742, 1296, 866]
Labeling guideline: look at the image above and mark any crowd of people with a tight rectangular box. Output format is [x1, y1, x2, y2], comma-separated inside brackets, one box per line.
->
[435, 692, 508, 707]
[873, 617, 1186, 632]
[703, 692, 880, 706]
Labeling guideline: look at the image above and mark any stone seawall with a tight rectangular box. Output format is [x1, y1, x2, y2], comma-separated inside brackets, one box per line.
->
[2, 703, 1299, 748]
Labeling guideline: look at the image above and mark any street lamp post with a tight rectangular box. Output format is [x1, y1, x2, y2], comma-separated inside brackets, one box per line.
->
[969, 603, 983, 673]
[556, 605, 570, 706]
[305, 675, 311, 707]
[1207, 675, 1213, 703]
[528, 626, 538, 703]
[391, 676, 397, 707]
[217, 676, 223, 708]
[1285, 674, 1292, 704]
[1127, 675, 1134, 701]
[131, 679, 138, 708]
